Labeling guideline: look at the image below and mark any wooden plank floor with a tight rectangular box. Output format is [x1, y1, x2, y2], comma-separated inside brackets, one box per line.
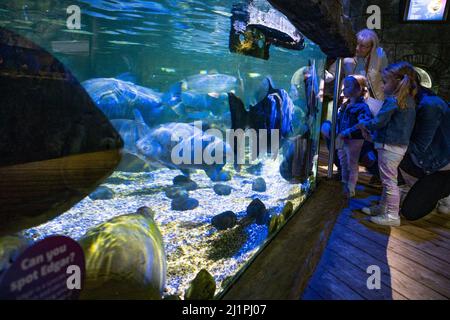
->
[303, 142, 450, 300]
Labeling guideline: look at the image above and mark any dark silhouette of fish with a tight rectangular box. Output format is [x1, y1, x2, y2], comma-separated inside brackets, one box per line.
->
[0, 28, 123, 235]
[82, 78, 182, 125]
[128, 110, 232, 181]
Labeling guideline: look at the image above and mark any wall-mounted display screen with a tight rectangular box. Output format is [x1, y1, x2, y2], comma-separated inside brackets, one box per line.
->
[404, 0, 449, 21]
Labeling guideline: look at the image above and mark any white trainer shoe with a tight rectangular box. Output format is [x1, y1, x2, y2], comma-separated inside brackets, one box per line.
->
[370, 214, 401, 227]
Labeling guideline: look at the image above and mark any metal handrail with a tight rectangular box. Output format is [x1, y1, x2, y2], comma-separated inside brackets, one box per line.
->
[327, 58, 343, 178]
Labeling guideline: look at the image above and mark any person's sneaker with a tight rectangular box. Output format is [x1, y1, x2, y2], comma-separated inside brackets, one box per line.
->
[370, 214, 401, 227]
[361, 204, 382, 216]
[437, 195, 450, 214]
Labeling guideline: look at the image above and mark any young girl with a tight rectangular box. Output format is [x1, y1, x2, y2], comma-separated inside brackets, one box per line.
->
[336, 75, 373, 198]
[359, 62, 417, 226]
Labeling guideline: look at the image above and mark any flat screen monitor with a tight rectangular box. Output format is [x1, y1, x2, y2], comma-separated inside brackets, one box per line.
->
[404, 0, 449, 21]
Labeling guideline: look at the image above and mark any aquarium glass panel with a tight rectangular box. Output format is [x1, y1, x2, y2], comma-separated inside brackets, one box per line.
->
[0, 0, 326, 298]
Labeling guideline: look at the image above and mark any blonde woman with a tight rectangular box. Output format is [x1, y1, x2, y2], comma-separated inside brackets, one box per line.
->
[326, 29, 388, 105]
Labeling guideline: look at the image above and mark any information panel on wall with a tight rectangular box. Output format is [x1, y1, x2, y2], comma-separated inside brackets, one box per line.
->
[404, 0, 449, 21]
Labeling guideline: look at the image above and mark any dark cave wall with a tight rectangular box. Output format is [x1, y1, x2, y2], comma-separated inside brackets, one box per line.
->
[268, 0, 356, 58]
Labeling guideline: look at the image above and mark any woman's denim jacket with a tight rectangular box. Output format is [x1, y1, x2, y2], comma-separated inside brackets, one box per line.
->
[408, 95, 450, 173]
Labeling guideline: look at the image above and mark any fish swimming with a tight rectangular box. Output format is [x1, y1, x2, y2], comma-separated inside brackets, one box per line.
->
[174, 91, 229, 121]
[109, 117, 162, 172]
[181, 73, 238, 96]
[125, 110, 232, 181]
[110, 118, 150, 155]
[82, 78, 181, 125]
[279, 61, 319, 183]
[290, 64, 319, 118]
[290, 66, 308, 87]
[181, 91, 226, 110]
[228, 77, 295, 158]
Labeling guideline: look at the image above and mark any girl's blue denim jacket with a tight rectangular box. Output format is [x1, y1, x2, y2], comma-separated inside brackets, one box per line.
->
[362, 96, 416, 146]
[336, 98, 372, 139]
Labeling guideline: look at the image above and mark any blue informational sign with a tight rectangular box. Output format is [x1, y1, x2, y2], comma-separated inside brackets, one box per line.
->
[405, 0, 449, 21]
[0, 235, 85, 300]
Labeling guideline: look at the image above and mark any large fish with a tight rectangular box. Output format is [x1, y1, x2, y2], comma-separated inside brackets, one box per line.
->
[181, 91, 228, 111]
[79, 207, 166, 300]
[181, 73, 238, 95]
[290, 66, 308, 88]
[174, 91, 229, 121]
[279, 61, 319, 183]
[110, 118, 150, 155]
[118, 110, 231, 181]
[82, 78, 181, 125]
[290, 65, 319, 111]
[0, 28, 123, 235]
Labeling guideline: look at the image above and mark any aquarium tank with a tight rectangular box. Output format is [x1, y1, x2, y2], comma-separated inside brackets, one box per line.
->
[0, 0, 326, 299]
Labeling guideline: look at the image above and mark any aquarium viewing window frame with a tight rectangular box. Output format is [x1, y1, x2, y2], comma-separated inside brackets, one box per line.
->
[0, 0, 328, 300]
[401, 0, 449, 23]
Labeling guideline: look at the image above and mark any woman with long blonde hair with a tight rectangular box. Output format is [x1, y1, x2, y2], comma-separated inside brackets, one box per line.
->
[326, 28, 388, 103]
